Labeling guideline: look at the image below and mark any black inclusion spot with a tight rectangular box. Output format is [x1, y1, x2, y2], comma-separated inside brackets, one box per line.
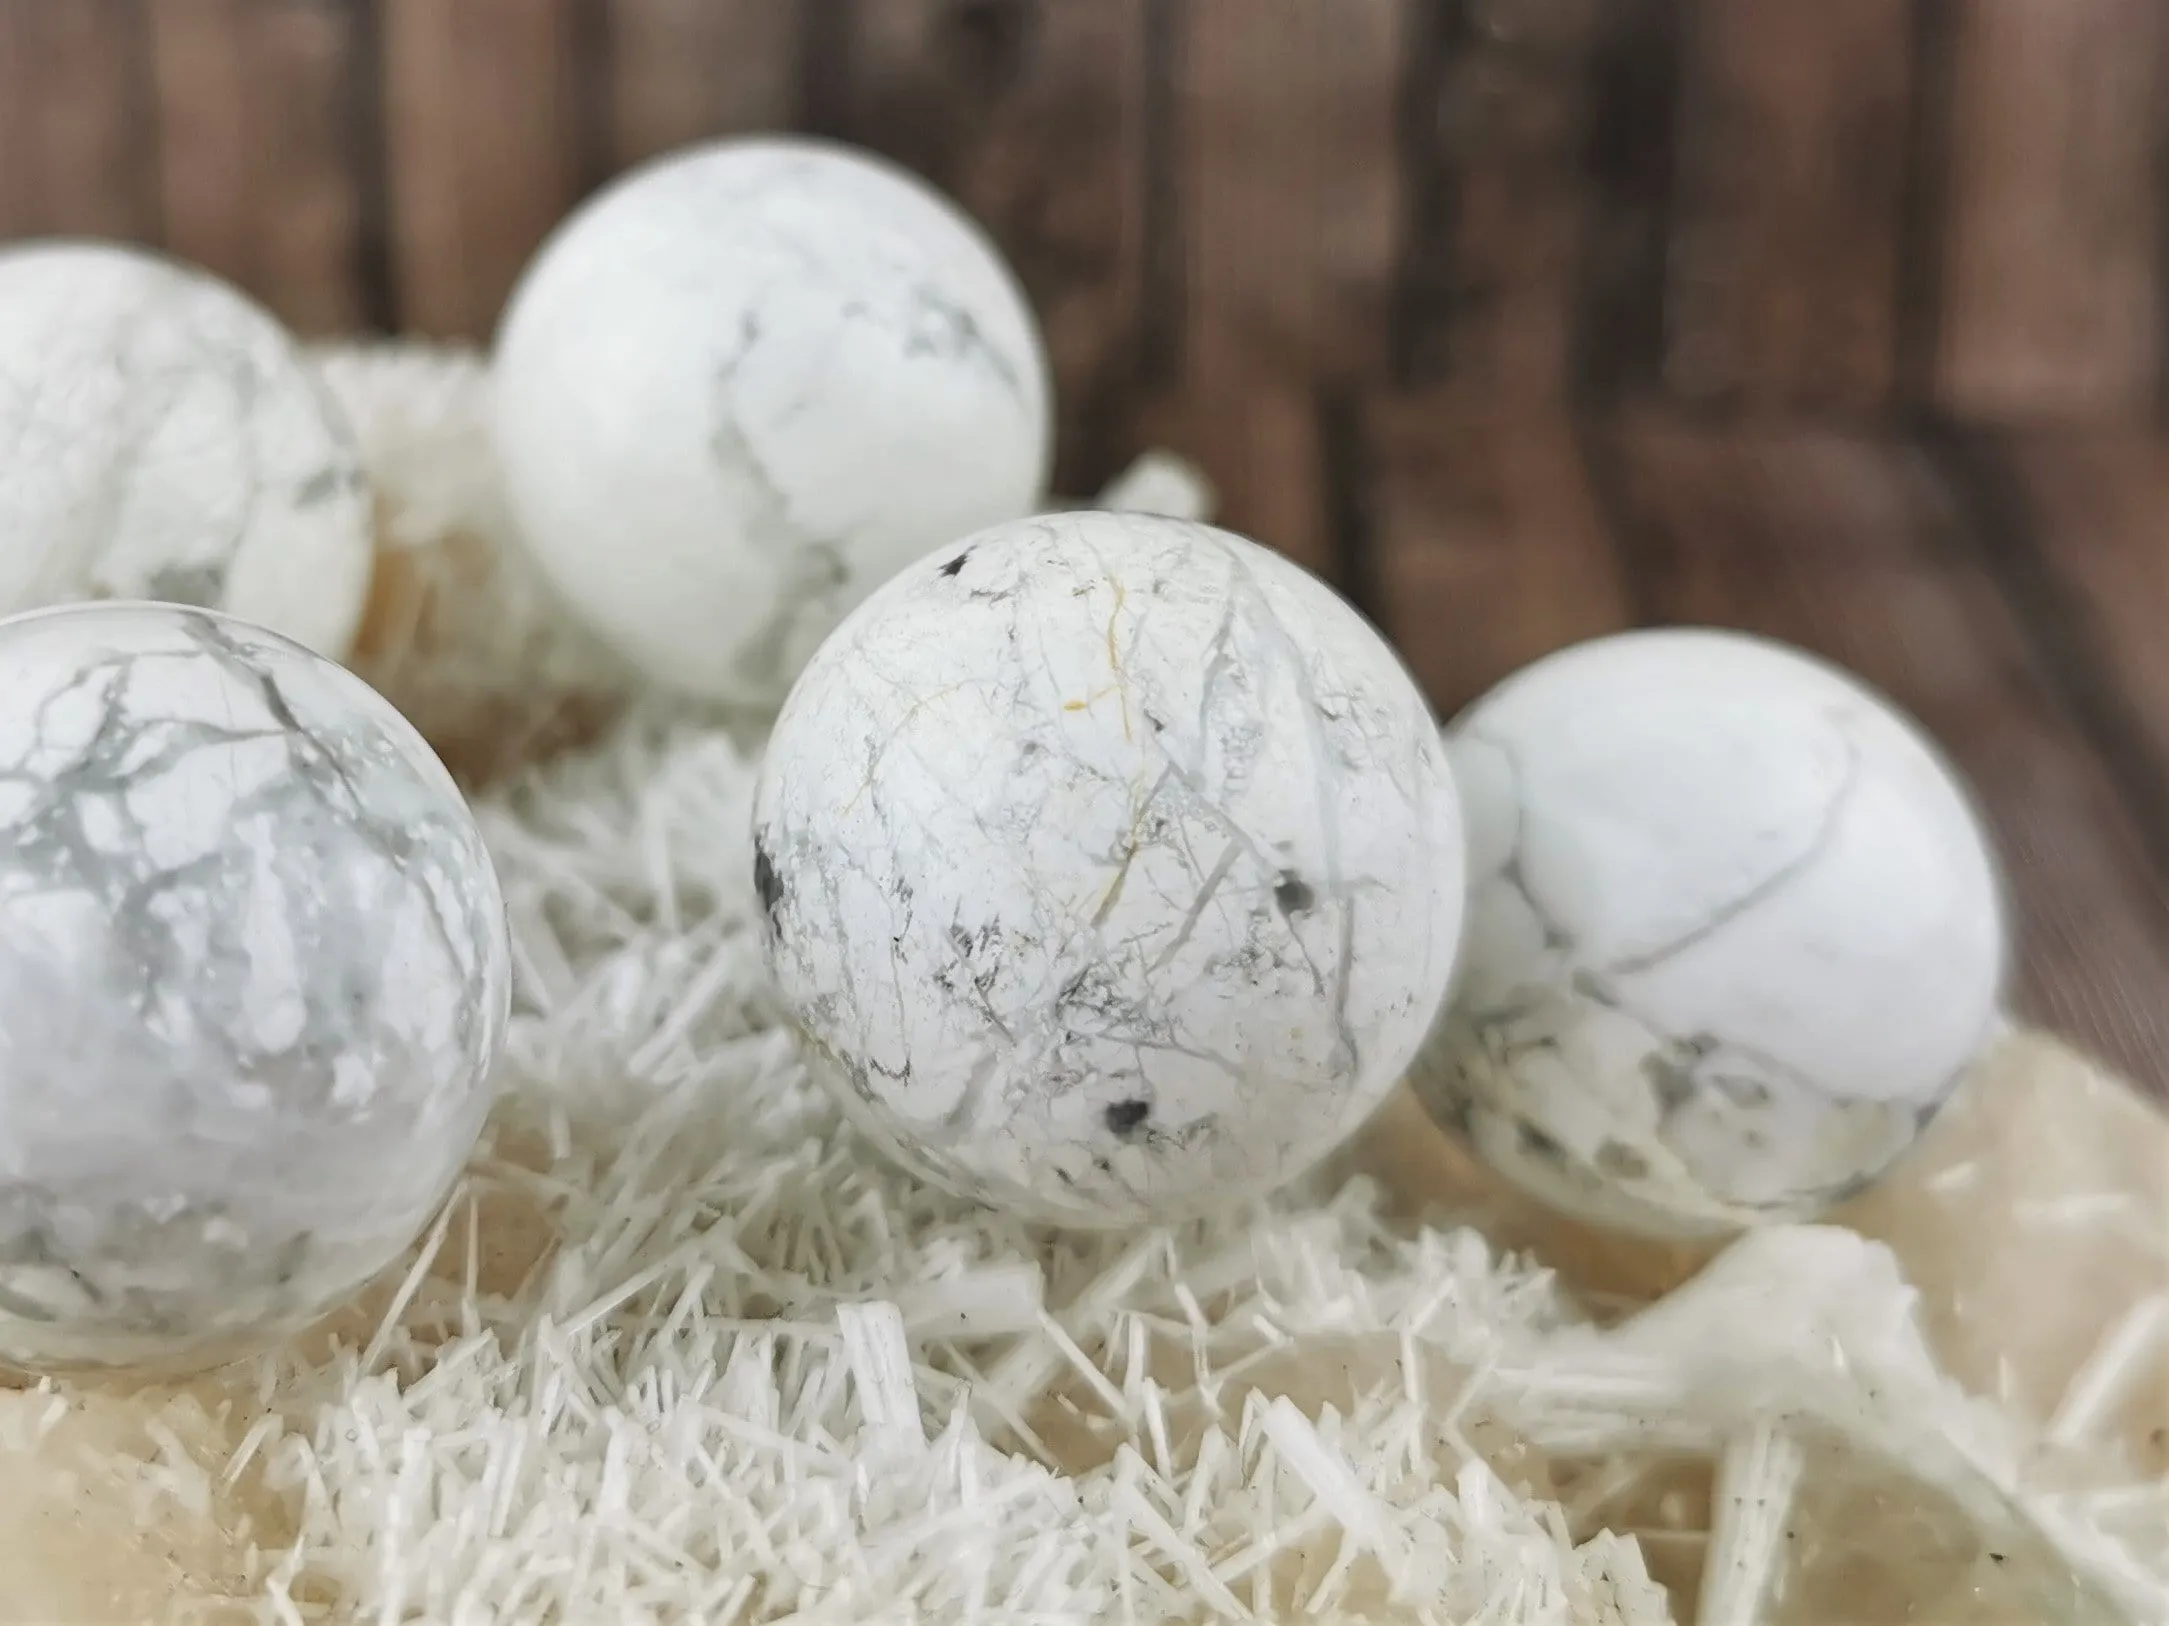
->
[940, 550, 972, 577]
[1594, 1141, 1650, 1180]
[1273, 872, 1316, 915]
[753, 837, 786, 928]
[1105, 1098, 1151, 1139]
[1517, 1120, 1566, 1162]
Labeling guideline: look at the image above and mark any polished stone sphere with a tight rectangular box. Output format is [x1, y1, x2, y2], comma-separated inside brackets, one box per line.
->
[0, 601, 510, 1373]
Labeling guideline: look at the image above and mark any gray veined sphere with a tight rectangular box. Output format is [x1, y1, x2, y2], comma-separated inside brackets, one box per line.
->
[492, 135, 1053, 709]
[0, 602, 511, 1373]
[1409, 628, 2008, 1240]
[754, 511, 1467, 1227]
[0, 241, 374, 659]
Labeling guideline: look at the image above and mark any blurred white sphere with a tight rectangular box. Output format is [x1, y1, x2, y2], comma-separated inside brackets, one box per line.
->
[0, 241, 374, 659]
[493, 136, 1052, 707]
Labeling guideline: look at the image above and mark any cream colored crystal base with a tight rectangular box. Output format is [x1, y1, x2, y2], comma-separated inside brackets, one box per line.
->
[0, 344, 2159, 1626]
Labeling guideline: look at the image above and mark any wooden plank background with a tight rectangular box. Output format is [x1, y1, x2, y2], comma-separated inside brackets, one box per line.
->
[3, 0, 2169, 1098]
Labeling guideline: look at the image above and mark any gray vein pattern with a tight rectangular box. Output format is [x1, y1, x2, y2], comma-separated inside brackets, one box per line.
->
[1408, 628, 2007, 1238]
[493, 136, 1052, 708]
[0, 242, 374, 659]
[0, 602, 510, 1372]
[756, 512, 1466, 1227]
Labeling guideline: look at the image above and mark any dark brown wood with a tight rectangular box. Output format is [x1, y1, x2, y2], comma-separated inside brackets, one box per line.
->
[1599, 411, 2169, 1095]
[1365, 397, 1632, 711]
[1663, 0, 1910, 411]
[0, 0, 156, 241]
[1178, 0, 1410, 385]
[603, 0, 802, 168]
[830, 0, 1151, 493]
[147, 0, 367, 334]
[1412, 0, 1604, 404]
[1123, 382, 1337, 582]
[1570, 0, 1681, 403]
[1990, 433, 2169, 800]
[1933, 0, 2167, 420]
[381, 0, 587, 338]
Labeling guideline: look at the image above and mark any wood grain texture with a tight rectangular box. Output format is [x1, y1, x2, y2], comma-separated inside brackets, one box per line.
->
[381, 0, 588, 338]
[1570, 0, 1680, 403]
[1364, 397, 1632, 711]
[603, 0, 802, 168]
[0, 0, 156, 241]
[1985, 432, 2169, 805]
[1932, 0, 2167, 419]
[1177, 0, 1411, 385]
[1597, 411, 2169, 1096]
[1409, 0, 1604, 403]
[1663, 0, 1911, 411]
[147, 0, 366, 333]
[829, 0, 1150, 492]
[1123, 382, 1336, 581]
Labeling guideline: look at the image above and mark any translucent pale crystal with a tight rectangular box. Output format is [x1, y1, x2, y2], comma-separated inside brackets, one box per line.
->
[1838, 1030, 2169, 1481]
[1350, 1083, 2168, 1622]
[0, 1380, 276, 1623]
[1511, 1228, 2156, 1624]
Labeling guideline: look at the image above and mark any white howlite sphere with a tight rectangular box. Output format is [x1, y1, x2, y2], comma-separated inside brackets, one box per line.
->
[0, 602, 511, 1373]
[1409, 628, 2007, 1239]
[755, 512, 1466, 1227]
[493, 135, 1053, 707]
[0, 242, 374, 659]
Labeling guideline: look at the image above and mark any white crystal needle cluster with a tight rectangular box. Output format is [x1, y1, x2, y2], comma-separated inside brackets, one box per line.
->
[0, 241, 374, 659]
[755, 511, 1466, 1225]
[0, 602, 509, 1372]
[221, 716, 1673, 1626]
[1410, 629, 2008, 1238]
[83, 710, 2133, 1626]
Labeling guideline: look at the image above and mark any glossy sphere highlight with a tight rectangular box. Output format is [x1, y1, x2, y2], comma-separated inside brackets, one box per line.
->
[1409, 628, 2007, 1238]
[493, 136, 1052, 708]
[0, 603, 511, 1372]
[755, 513, 1466, 1227]
[0, 241, 374, 659]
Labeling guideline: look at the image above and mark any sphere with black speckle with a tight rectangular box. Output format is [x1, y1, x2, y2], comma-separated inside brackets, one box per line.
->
[754, 510, 1467, 1227]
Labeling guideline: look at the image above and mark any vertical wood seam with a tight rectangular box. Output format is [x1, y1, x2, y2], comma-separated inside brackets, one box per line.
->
[349, 0, 396, 332]
[1385, 0, 1462, 389]
[798, 0, 853, 138]
[124, 0, 165, 248]
[1921, 420, 2169, 895]
[1895, 0, 1957, 409]
[567, 0, 614, 197]
[1318, 390, 1377, 613]
[1138, 0, 1184, 386]
[1567, 410, 1666, 629]
[1568, 0, 1684, 406]
[2155, 14, 2169, 422]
